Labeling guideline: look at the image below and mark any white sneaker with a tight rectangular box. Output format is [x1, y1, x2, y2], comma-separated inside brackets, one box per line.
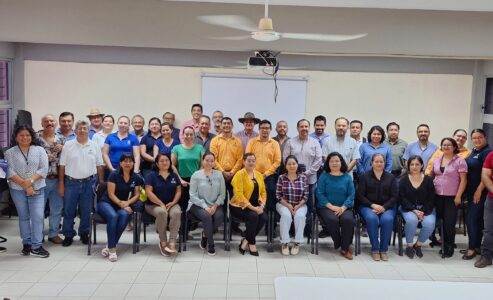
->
[108, 252, 117, 262]
[101, 247, 109, 257]
[281, 244, 290, 256]
[291, 243, 300, 256]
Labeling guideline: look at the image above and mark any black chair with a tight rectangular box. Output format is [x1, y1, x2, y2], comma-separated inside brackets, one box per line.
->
[138, 208, 183, 253]
[87, 182, 139, 255]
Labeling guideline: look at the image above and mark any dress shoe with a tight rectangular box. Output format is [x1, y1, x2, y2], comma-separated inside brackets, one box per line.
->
[62, 237, 73, 247]
[318, 230, 330, 239]
[48, 236, 63, 244]
[413, 244, 423, 258]
[371, 252, 381, 261]
[405, 246, 415, 259]
[462, 250, 477, 260]
[248, 244, 259, 256]
[474, 256, 492, 268]
[238, 238, 247, 255]
[341, 249, 353, 260]
[380, 252, 389, 261]
[80, 234, 89, 245]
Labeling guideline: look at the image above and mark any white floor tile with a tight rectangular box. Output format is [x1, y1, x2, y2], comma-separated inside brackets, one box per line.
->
[161, 283, 195, 298]
[6, 270, 47, 283]
[228, 272, 258, 285]
[92, 283, 130, 297]
[227, 284, 259, 298]
[71, 271, 109, 284]
[134, 271, 169, 284]
[127, 283, 164, 297]
[102, 271, 138, 284]
[59, 283, 99, 297]
[0, 282, 34, 297]
[197, 272, 228, 285]
[194, 284, 227, 298]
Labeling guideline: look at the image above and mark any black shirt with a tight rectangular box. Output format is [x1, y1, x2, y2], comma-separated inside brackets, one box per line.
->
[399, 175, 435, 215]
[102, 171, 143, 207]
[140, 133, 161, 171]
[250, 179, 260, 207]
[357, 170, 397, 209]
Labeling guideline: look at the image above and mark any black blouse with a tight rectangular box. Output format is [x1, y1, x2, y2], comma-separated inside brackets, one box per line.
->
[357, 170, 398, 209]
[399, 175, 435, 215]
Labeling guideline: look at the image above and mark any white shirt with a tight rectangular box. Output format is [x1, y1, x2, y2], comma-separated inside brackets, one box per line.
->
[59, 139, 104, 179]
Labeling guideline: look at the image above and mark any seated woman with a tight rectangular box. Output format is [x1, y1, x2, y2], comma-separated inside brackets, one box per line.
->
[144, 153, 182, 256]
[97, 153, 143, 262]
[399, 155, 436, 259]
[357, 153, 398, 261]
[188, 152, 226, 256]
[230, 153, 268, 256]
[276, 155, 308, 256]
[317, 152, 355, 260]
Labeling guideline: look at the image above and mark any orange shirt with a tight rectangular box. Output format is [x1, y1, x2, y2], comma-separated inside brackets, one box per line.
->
[245, 137, 281, 177]
[210, 134, 244, 175]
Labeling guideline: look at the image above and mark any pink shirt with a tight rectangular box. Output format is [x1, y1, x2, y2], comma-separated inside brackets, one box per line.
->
[180, 119, 200, 143]
[432, 154, 468, 196]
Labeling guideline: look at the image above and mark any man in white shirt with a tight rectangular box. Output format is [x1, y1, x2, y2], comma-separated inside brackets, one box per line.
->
[59, 120, 104, 247]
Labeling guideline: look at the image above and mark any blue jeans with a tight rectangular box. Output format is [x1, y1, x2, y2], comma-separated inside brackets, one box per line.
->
[44, 178, 64, 238]
[10, 188, 46, 249]
[466, 192, 486, 249]
[62, 177, 96, 238]
[97, 201, 131, 248]
[359, 206, 396, 253]
[400, 208, 436, 245]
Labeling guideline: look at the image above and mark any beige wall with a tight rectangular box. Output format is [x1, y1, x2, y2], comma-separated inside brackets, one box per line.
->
[25, 60, 472, 143]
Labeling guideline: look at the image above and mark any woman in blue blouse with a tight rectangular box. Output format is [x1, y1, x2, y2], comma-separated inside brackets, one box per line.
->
[357, 125, 392, 175]
[98, 153, 143, 262]
[317, 152, 355, 260]
[153, 122, 180, 158]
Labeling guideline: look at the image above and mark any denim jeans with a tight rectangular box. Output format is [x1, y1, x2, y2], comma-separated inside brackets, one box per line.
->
[44, 178, 64, 238]
[466, 192, 486, 249]
[63, 177, 96, 238]
[400, 208, 436, 245]
[97, 201, 131, 248]
[359, 206, 396, 253]
[10, 188, 46, 249]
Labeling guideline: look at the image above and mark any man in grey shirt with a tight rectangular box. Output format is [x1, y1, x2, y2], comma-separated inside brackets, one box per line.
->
[322, 117, 360, 178]
[384, 122, 408, 176]
[193, 115, 216, 151]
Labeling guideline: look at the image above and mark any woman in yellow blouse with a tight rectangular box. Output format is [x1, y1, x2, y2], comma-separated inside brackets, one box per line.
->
[230, 153, 268, 256]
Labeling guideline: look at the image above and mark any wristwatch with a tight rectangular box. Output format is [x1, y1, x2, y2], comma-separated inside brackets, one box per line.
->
[29, 178, 34, 185]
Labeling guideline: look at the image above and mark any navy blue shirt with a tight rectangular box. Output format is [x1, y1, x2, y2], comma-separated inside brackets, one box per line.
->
[101, 171, 143, 207]
[155, 138, 180, 156]
[466, 145, 492, 195]
[145, 171, 180, 205]
[105, 132, 140, 168]
[140, 133, 161, 171]
[172, 127, 180, 142]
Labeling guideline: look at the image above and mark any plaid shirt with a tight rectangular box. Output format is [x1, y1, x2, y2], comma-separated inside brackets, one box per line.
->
[276, 173, 309, 205]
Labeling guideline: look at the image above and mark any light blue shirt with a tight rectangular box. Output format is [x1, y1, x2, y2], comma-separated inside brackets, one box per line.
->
[402, 141, 438, 168]
[357, 142, 393, 174]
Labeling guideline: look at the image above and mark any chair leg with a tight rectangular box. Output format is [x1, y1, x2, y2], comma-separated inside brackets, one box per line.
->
[88, 219, 93, 256]
[267, 211, 273, 253]
[136, 212, 141, 252]
[315, 213, 319, 255]
[182, 212, 188, 252]
[132, 213, 137, 254]
[144, 223, 147, 243]
[398, 216, 403, 256]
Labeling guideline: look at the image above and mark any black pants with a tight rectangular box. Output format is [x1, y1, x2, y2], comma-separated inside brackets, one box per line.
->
[435, 195, 458, 248]
[189, 204, 224, 247]
[230, 206, 267, 244]
[179, 177, 191, 212]
[466, 192, 486, 249]
[318, 208, 354, 251]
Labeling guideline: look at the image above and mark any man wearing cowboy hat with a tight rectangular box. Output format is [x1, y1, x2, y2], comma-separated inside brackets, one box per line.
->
[86, 108, 105, 139]
[235, 112, 260, 152]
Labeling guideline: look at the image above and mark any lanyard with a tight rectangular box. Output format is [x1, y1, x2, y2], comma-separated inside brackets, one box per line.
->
[18, 146, 30, 166]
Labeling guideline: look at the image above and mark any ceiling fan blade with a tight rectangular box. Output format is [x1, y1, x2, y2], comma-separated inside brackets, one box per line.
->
[197, 15, 257, 32]
[281, 32, 367, 42]
[210, 35, 251, 41]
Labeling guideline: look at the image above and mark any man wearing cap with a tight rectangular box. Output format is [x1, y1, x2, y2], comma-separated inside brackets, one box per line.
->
[87, 108, 105, 139]
[235, 112, 260, 152]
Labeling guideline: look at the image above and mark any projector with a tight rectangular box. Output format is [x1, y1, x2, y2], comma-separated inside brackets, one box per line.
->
[247, 51, 278, 71]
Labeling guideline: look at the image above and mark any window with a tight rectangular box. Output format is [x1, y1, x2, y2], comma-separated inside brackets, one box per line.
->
[0, 61, 11, 148]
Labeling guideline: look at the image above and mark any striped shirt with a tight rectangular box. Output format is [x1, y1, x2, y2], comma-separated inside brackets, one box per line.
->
[276, 173, 309, 205]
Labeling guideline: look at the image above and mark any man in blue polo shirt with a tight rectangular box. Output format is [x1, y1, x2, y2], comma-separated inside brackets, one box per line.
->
[56, 112, 76, 143]
[403, 124, 438, 169]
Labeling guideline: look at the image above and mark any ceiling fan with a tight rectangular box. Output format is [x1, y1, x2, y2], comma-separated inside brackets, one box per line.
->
[198, 0, 367, 42]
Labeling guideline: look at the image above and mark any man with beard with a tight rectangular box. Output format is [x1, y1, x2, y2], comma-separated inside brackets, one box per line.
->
[309, 115, 329, 149]
[273, 120, 290, 173]
[403, 124, 438, 169]
[194, 115, 216, 152]
[56, 112, 76, 143]
[212, 110, 223, 135]
[384, 122, 408, 177]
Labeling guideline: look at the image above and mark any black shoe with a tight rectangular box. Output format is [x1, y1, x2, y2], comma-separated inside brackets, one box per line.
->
[0, 246, 6, 253]
[80, 234, 89, 245]
[429, 236, 441, 248]
[444, 245, 454, 258]
[413, 244, 423, 258]
[474, 256, 493, 268]
[21, 244, 31, 256]
[405, 246, 415, 259]
[238, 238, 247, 255]
[318, 230, 330, 239]
[200, 233, 207, 250]
[207, 245, 216, 256]
[31, 246, 50, 258]
[248, 244, 259, 256]
[462, 250, 477, 260]
[62, 237, 73, 247]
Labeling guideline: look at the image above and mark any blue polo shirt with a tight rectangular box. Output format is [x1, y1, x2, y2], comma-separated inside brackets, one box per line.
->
[140, 133, 161, 171]
[101, 171, 143, 207]
[357, 142, 393, 174]
[145, 171, 180, 205]
[105, 132, 140, 168]
[55, 128, 76, 144]
[155, 138, 180, 156]
[172, 127, 180, 142]
[402, 141, 438, 169]
[466, 145, 492, 195]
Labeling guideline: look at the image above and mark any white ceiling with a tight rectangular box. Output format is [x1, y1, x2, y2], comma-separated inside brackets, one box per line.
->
[169, 0, 493, 12]
[1, 0, 493, 58]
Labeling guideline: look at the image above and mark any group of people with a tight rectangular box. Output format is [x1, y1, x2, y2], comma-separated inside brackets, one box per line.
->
[4, 104, 493, 269]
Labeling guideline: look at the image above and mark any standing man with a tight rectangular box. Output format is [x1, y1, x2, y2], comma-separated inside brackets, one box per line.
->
[322, 117, 360, 176]
[212, 110, 223, 135]
[87, 108, 104, 139]
[477, 152, 493, 268]
[180, 103, 202, 142]
[131, 114, 146, 142]
[350, 120, 367, 147]
[56, 112, 76, 143]
[310, 115, 330, 149]
[384, 122, 408, 177]
[273, 120, 290, 173]
[194, 115, 216, 152]
[283, 119, 322, 236]
[38, 114, 64, 244]
[162, 112, 181, 142]
[235, 112, 260, 152]
[59, 120, 104, 247]
[403, 124, 438, 168]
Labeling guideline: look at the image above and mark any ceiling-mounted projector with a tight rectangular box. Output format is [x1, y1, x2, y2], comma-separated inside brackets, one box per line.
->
[247, 50, 278, 71]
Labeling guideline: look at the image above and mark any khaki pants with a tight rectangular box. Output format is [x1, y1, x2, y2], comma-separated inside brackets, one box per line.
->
[145, 204, 181, 243]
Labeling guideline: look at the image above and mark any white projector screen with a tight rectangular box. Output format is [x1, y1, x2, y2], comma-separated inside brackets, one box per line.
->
[201, 74, 307, 133]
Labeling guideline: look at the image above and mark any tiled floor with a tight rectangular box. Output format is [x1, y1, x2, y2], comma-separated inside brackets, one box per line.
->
[1, 218, 492, 299]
